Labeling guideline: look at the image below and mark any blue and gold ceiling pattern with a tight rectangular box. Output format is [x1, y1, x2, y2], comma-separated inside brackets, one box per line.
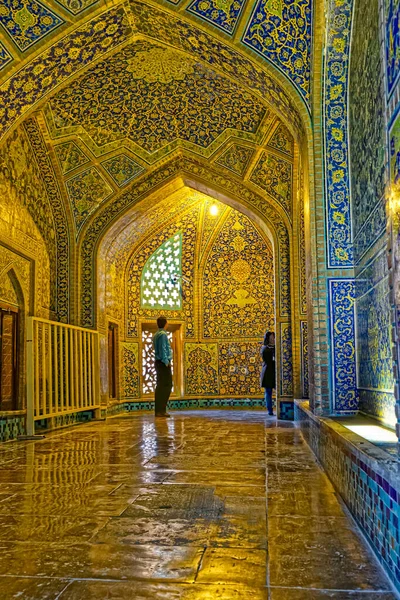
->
[54, 141, 89, 175]
[216, 143, 255, 176]
[0, 0, 313, 105]
[187, 0, 246, 34]
[101, 155, 145, 187]
[0, 0, 300, 239]
[0, 43, 12, 70]
[0, 0, 64, 52]
[49, 41, 268, 153]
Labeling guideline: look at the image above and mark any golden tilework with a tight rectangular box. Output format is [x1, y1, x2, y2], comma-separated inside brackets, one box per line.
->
[80, 156, 291, 327]
[66, 167, 113, 235]
[250, 151, 292, 219]
[185, 343, 219, 395]
[0, 0, 64, 52]
[49, 41, 267, 153]
[215, 144, 255, 177]
[118, 199, 279, 399]
[218, 342, 262, 396]
[267, 123, 294, 157]
[198, 200, 229, 262]
[120, 342, 140, 399]
[54, 142, 90, 176]
[202, 211, 274, 338]
[101, 155, 144, 187]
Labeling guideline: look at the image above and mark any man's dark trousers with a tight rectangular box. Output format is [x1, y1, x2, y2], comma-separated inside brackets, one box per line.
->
[155, 360, 172, 414]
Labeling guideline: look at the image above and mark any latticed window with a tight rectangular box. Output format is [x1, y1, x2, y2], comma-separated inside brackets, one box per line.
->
[141, 328, 174, 395]
[140, 232, 182, 310]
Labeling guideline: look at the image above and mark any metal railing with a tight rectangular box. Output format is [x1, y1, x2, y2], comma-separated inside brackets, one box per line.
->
[26, 317, 100, 435]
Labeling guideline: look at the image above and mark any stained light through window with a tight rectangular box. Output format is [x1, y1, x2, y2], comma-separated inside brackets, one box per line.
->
[140, 232, 182, 310]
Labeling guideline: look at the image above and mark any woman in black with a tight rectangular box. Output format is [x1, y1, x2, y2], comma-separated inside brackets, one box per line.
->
[260, 331, 275, 416]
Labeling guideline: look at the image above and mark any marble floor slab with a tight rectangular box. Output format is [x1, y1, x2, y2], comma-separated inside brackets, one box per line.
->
[0, 410, 395, 599]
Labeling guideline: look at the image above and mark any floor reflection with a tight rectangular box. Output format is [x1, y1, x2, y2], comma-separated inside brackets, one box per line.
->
[0, 410, 394, 599]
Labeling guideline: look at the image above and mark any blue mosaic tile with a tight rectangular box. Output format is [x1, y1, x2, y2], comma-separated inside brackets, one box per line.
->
[296, 403, 400, 590]
[187, 0, 246, 35]
[0, 416, 25, 441]
[121, 398, 267, 413]
[329, 279, 358, 412]
[242, 0, 312, 101]
[324, 0, 354, 268]
[35, 410, 95, 430]
[0, 0, 64, 52]
[385, 0, 400, 95]
[0, 42, 12, 70]
[300, 320, 309, 398]
[279, 400, 294, 420]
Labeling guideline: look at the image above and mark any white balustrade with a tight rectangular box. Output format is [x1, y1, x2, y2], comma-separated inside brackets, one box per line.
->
[26, 317, 100, 435]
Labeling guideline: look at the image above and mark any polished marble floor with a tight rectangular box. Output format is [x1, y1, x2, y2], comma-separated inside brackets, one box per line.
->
[0, 410, 396, 599]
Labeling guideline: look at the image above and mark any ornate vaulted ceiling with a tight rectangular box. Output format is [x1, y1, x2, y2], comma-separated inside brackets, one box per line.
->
[1, 0, 304, 268]
[0, 0, 312, 141]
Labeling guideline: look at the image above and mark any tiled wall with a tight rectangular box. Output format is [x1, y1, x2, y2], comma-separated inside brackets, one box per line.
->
[119, 398, 269, 412]
[0, 415, 25, 442]
[348, 0, 394, 425]
[296, 401, 400, 590]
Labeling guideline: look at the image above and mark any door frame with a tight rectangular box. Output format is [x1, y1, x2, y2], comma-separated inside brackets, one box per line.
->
[139, 319, 184, 399]
[107, 321, 119, 400]
[0, 302, 19, 412]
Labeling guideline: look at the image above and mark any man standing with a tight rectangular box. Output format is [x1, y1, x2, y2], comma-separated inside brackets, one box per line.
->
[153, 316, 173, 417]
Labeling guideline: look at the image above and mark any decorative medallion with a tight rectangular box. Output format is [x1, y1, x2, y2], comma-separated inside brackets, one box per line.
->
[126, 45, 195, 83]
[230, 258, 251, 283]
[0, 0, 64, 52]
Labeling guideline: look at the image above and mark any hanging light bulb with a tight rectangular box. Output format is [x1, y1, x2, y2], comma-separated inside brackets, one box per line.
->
[209, 204, 219, 216]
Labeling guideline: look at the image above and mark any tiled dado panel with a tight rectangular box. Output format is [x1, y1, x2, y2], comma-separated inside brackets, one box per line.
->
[328, 279, 358, 413]
[295, 401, 400, 591]
[355, 248, 395, 423]
[0, 415, 25, 442]
[300, 320, 309, 398]
[120, 398, 268, 411]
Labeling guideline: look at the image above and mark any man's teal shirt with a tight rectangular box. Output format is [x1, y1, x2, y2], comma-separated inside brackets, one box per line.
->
[153, 329, 172, 366]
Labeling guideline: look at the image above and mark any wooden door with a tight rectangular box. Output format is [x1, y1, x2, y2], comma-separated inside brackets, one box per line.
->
[108, 323, 118, 399]
[0, 307, 18, 411]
